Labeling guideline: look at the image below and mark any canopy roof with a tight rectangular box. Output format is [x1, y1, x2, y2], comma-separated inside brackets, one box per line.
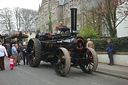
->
[0, 34, 6, 38]
[10, 34, 28, 39]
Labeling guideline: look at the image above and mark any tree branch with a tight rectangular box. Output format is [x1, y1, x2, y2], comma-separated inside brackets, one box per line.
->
[116, 15, 127, 28]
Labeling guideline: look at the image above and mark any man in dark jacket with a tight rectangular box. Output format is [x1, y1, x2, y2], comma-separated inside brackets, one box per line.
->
[19, 43, 23, 60]
[23, 42, 28, 65]
[107, 39, 114, 66]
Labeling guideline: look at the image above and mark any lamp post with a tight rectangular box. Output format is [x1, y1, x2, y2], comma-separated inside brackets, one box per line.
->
[19, 31, 23, 44]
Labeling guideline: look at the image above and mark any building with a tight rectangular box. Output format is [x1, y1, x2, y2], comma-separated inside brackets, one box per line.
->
[35, 0, 58, 33]
[117, 17, 128, 37]
[116, 1, 128, 37]
[37, 0, 123, 38]
[35, 0, 86, 34]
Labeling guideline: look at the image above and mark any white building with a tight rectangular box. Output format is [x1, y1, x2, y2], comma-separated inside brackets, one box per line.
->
[116, 1, 128, 37]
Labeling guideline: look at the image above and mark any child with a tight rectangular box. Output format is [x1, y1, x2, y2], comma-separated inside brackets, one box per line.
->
[8, 57, 15, 70]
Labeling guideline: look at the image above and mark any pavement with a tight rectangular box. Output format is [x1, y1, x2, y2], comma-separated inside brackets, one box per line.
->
[96, 63, 128, 80]
[1, 59, 128, 85]
[0, 59, 128, 85]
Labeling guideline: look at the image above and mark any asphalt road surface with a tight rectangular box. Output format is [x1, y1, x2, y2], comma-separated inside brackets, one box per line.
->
[0, 59, 128, 85]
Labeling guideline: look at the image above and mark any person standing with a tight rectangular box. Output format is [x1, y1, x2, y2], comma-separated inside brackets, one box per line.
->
[107, 39, 114, 66]
[0, 40, 8, 71]
[15, 44, 20, 65]
[11, 44, 18, 66]
[23, 42, 28, 65]
[19, 43, 23, 60]
[86, 38, 95, 49]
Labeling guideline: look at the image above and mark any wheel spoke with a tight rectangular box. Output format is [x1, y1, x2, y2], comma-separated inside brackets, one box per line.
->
[56, 51, 65, 73]
[58, 50, 62, 58]
[59, 63, 65, 73]
[56, 54, 59, 58]
[90, 63, 94, 66]
[29, 47, 33, 50]
[28, 54, 32, 56]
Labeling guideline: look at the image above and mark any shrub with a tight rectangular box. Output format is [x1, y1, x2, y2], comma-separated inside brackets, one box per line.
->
[77, 24, 100, 39]
[92, 37, 128, 52]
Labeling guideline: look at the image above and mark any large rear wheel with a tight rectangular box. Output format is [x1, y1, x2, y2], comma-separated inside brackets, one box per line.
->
[54, 47, 71, 76]
[80, 48, 98, 73]
[27, 38, 42, 67]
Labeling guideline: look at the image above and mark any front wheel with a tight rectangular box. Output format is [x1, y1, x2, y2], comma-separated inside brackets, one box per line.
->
[27, 38, 42, 67]
[80, 48, 98, 73]
[54, 47, 71, 76]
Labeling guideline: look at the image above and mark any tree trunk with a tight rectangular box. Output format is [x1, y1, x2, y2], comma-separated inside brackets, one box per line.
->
[109, 28, 117, 38]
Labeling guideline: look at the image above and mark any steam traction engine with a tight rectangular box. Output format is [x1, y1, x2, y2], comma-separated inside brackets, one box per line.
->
[27, 8, 98, 76]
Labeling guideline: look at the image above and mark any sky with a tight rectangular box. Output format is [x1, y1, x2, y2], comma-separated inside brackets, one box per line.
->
[0, 0, 42, 10]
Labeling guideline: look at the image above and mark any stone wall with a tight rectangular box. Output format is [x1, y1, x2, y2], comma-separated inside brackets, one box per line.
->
[97, 52, 128, 66]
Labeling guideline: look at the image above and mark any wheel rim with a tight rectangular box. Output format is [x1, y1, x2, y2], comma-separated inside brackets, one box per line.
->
[54, 49, 65, 75]
[80, 48, 98, 73]
[54, 47, 71, 76]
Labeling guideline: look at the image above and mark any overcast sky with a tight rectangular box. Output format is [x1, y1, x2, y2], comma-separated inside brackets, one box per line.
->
[0, 0, 42, 10]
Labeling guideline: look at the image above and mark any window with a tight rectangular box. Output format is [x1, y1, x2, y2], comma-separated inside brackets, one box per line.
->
[87, 0, 91, 2]
[77, 2, 80, 9]
[52, 9, 56, 20]
[44, 4, 48, 12]
[70, 0, 74, 7]
[77, 25, 79, 29]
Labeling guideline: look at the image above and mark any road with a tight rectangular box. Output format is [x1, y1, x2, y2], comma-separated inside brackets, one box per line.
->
[0, 59, 128, 85]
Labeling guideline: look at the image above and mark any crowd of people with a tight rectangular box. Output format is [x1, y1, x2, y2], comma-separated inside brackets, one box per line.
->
[11, 42, 28, 66]
[0, 41, 28, 71]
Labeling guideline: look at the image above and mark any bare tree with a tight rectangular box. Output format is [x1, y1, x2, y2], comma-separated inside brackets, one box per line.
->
[20, 8, 38, 33]
[0, 7, 38, 35]
[13, 7, 22, 32]
[0, 8, 14, 35]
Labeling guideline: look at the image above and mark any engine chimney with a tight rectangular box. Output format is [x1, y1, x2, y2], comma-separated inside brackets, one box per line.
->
[70, 8, 77, 34]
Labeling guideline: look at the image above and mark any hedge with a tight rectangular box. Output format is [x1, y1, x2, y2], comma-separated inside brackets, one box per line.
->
[91, 37, 128, 52]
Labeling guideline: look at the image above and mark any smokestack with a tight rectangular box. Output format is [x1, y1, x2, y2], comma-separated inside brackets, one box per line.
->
[70, 8, 77, 34]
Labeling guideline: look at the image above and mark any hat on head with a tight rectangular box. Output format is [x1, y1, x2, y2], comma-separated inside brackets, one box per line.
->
[23, 42, 26, 45]
[12, 44, 15, 46]
[87, 38, 90, 41]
